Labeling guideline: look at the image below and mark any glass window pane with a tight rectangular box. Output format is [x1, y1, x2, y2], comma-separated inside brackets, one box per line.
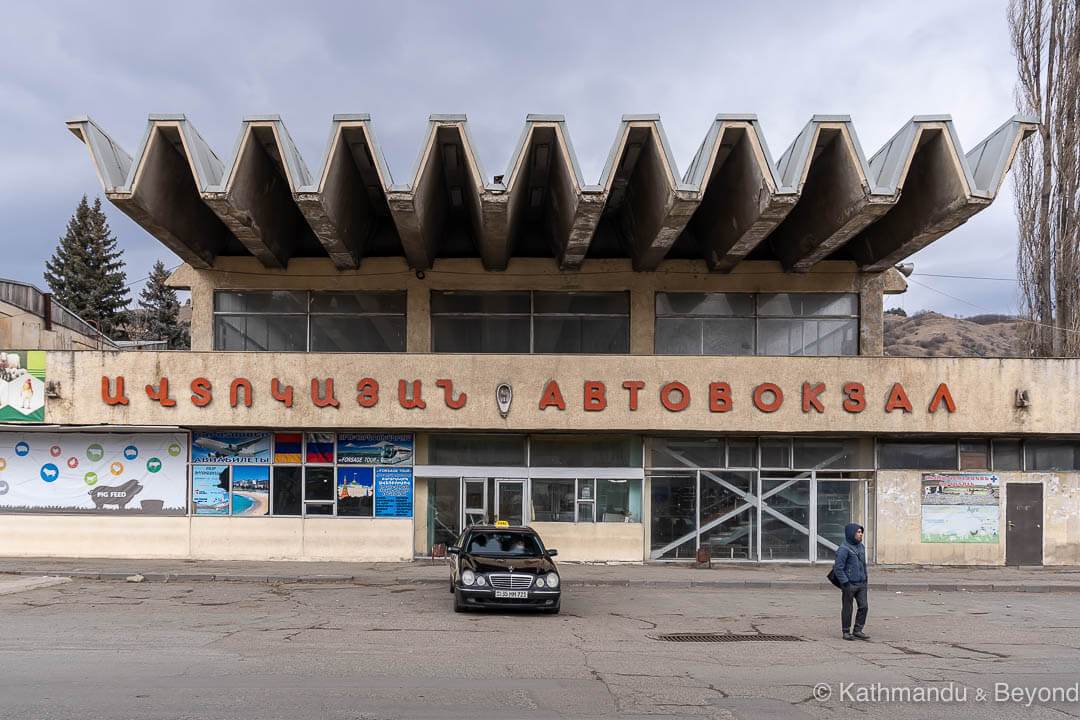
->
[1025, 440, 1080, 471]
[534, 292, 629, 314]
[702, 319, 755, 355]
[305, 467, 334, 501]
[727, 439, 756, 468]
[304, 503, 334, 516]
[432, 317, 530, 353]
[816, 481, 865, 561]
[760, 439, 790, 469]
[761, 478, 810, 560]
[533, 317, 582, 353]
[531, 479, 575, 522]
[533, 317, 628, 353]
[306, 433, 335, 463]
[655, 318, 701, 355]
[649, 474, 697, 560]
[809, 319, 858, 356]
[426, 477, 461, 548]
[214, 315, 307, 351]
[231, 466, 269, 516]
[758, 293, 857, 316]
[577, 502, 595, 523]
[699, 470, 756, 560]
[309, 291, 406, 314]
[428, 434, 526, 466]
[959, 440, 990, 471]
[214, 290, 308, 313]
[578, 479, 595, 501]
[992, 440, 1021, 471]
[597, 479, 641, 522]
[430, 291, 530, 314]
[272, 467, 301, 516]
[649, 438, 725, 468]
[793, 438, 873, 469]
[757, 318, 804, 355]
[530, 436, 642, 467]
[878, 441, 957, 470]
[309, 316, 406, 352]
[656, 293, 753, 316]
[337, 467, 374, 517]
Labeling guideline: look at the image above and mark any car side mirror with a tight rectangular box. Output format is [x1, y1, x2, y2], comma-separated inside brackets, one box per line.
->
[447, 546, 461, 554]
[547, 549, 557, 557]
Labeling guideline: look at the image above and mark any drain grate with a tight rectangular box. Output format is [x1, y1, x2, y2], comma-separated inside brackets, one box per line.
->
[653, 633, 803, 643]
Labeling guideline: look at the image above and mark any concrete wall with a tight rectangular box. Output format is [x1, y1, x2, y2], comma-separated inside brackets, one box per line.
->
[876, 471, 1080, 566]
[0, 515, 413, 562]
[170, 257, 899, 356]
[0, 299, 104, 351]
[530, 522, 645, 562]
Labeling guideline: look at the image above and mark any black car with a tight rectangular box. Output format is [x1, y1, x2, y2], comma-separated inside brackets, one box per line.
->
[447, 525, 561, 614]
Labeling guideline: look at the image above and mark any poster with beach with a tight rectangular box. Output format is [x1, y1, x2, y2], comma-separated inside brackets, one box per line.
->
[231, 465, 269, 516]
[192, 465, 229, 515]
[0, 431, 187, 514]
[0, 350, 45, 423]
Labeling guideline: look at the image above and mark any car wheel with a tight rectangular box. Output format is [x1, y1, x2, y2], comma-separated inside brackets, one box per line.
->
[453, 589, 467, 613]
[449, 578, 455, 594]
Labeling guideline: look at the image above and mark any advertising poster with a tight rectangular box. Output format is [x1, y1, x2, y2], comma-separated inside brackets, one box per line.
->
[0, 432, 187, 514]
[191, 431, 270, 464]
[337, 466, 373, 516]
[306, 433, 335, 464]
[921, 473, 1000, 543]
[274, 433, 302, 463]
[0, 350, 46, 423]
[192, 465, 229, 515]
[921, 505, 1000, 543]
[337, 433, 413, 466]
[231, 465, 269, 516]
[374, 466, 413, 518]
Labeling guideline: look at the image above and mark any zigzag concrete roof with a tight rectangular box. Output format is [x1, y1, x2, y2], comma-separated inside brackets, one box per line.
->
[67, 113, 1036, 273]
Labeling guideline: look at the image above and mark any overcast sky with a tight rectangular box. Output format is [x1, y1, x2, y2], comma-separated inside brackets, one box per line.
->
[0, 0, 1023, 316]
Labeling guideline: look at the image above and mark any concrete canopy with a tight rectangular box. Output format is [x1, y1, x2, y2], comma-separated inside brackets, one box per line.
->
[67, 113, 1036, 273]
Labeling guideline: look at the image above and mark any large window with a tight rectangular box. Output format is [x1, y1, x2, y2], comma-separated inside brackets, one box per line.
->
[655, 292, 858, 356]
[214, 291, 406, 352]
[431, 291, 629, 353]
[531, 478, 642, 523]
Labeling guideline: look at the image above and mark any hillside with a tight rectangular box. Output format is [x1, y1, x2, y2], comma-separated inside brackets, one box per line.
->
[883, 311, 1025, 357]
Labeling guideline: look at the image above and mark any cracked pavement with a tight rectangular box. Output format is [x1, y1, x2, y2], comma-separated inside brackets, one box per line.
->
[1, 575, 1079, 719]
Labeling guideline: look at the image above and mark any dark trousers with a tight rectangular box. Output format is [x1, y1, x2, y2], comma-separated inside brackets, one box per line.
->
[841, 585, 868, 631]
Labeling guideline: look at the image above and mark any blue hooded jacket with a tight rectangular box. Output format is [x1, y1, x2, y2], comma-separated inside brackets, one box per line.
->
[832, 523, 867, 586]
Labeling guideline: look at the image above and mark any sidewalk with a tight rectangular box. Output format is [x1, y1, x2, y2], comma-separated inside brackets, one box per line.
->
[4, 556, 1080, 593]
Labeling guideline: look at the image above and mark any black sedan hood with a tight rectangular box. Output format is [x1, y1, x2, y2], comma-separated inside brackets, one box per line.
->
[462, 554, 556, 575]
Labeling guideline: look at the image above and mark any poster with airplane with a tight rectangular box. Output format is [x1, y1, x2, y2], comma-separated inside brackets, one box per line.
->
[0, 432, 187, 514]
[336, 433, 413, 465]
[191, 431, 271, 464]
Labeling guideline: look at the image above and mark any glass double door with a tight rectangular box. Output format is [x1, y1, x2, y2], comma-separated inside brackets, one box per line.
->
[463, 478, 525, 528]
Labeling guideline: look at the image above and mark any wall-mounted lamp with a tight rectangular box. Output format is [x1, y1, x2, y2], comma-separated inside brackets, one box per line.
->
[894, 262, 915, 277]
[45, 380, 61, 399]
[1015, 389, 1032, 408]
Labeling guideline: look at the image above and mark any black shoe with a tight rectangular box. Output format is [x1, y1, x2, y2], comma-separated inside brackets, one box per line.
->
[852, 630, 870, 640]
[843, 632, 855, 641]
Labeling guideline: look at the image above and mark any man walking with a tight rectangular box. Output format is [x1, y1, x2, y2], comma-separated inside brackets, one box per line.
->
[833, 523, 869, 641]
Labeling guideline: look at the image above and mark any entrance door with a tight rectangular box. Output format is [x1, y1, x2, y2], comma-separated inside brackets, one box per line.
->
[1006, 483, 1043, 566]
[463, 478, 488, 527]
[495, 479, 525, 526]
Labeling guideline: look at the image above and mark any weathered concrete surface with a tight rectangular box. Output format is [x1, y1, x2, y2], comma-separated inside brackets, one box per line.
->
[1, 576, 1078, 718]
[0, 574, 70, 595]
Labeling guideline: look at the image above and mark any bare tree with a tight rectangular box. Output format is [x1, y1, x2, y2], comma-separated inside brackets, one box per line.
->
[1010, 0, 1080, 356]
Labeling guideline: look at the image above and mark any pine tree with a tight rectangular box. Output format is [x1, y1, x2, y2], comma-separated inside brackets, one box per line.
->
[136, 260, 189, 349]
[43, 196, 130, 338]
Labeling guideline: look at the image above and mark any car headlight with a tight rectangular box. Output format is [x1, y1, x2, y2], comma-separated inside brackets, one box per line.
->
[535, 577, 546, 588]
[545, 572, 559, 588]
[475, 574, 487, 586]
[461, 569, 475, 586]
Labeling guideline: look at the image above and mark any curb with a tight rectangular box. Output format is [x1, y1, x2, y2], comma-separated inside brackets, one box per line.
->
[6, 568, 1080, 592]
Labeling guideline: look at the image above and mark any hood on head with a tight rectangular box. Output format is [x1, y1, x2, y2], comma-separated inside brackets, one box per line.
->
[845, 523, 864, 544]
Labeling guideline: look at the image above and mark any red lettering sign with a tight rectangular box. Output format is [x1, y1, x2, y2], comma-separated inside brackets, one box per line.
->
[398, 380, 426, 409]
[145, 378, 177, 407]
[101, 376, 129, 406]
[885, 383, 912, 413]
[843, 382, 865, 413]
[709, 382, 732, 413]
[802, 382, 825, 413]
[661, 382, 690, 412]
[436, 379, 466, 409]
[270, 378, 293, 407]
[311, 378, 340, 408]
[621, 381, 645, 411]
[928, 383, 956, 413]
[584, 381, 607, 411]
[357, 378, 378, 408]
[229, 378, 253, 408]
[191, 378, 212, 407]
[753, 383, 783, 413]
[539, 381, 566, 410]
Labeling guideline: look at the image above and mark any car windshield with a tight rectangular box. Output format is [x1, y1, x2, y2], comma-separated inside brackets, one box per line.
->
[466, 532, 543, 556]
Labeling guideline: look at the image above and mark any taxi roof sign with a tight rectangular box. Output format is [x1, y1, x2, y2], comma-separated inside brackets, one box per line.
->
[494, 520, 510, 527]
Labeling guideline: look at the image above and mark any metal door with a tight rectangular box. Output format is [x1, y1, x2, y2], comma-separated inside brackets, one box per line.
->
[495, 479, 525, 526]
[463, 478, 487, 527]
[1006, 483, 1043, 566]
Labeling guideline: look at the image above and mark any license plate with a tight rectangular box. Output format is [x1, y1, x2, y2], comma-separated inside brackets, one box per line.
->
[494, 590, 528, 599]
